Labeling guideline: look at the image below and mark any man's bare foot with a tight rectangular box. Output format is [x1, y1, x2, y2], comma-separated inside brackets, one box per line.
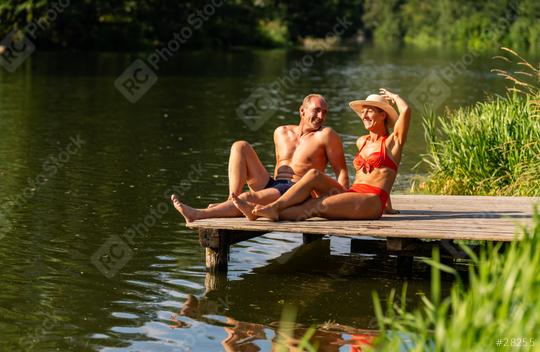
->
[230, 193, 258, 221]
[171, 194, 201, 223]
[252, 204, 279, 221]
[207, 203, 218, 208]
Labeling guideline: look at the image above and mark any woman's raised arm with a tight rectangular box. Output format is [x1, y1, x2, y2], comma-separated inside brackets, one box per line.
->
[379, 88, 411, 145]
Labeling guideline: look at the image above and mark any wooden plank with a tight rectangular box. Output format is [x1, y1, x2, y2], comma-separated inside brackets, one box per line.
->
[186, 195, 538, 242]
[199, 228, 264, 248]
[189, 219, 526, 241]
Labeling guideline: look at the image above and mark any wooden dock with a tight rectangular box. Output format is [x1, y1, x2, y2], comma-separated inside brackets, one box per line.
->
[187, 195, 539, 274]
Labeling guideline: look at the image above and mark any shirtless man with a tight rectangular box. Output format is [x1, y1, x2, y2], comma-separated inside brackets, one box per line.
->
[172, 94, 349, 222]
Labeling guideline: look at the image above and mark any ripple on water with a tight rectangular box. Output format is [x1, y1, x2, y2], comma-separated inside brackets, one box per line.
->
[0, 49, 482, 350]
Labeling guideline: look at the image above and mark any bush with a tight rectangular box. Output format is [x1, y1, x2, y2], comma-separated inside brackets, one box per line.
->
[372, 208, 540, 351]
[415, 94, 540, 196]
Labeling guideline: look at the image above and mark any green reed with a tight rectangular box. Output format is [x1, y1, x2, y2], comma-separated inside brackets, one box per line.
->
[371, 208, 540, 352]
[415, 93, 540, 196]
[416, 47, 540, 196]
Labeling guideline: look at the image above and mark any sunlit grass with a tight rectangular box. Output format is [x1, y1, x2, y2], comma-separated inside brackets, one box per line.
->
[414, 93, 540, 196]
[372, 208, 540, 352]
[377, 48, 540, 351]
[415, 48, 540, 196]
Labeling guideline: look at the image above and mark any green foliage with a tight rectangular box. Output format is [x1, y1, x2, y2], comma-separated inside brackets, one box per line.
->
[364, 0, 540, 51]
[257, 19, 289, 47]
[283, 0, 362, 43]
[372, 209, 540, 351]
[416, 49, 540, 196]
[1, 0, 540, 50]
[0, 0, 365, 50]
[416, 94, 540, 196]
[362, 0, 403, 45]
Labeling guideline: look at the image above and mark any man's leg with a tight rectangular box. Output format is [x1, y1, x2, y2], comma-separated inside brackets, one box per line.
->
[172, 188, 281, 223]
[228, 140, 270, 195]
[208, 140, 271, 208]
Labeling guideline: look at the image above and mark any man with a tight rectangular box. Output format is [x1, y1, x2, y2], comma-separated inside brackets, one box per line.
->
[172, 94, 349, 222]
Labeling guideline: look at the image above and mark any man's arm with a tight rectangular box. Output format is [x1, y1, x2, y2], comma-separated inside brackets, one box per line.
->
[325, 128, 349, 189]
[273, 127, 283, 178]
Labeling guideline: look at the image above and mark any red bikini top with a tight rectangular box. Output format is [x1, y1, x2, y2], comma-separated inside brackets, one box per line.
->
[353, 135, 398, 173]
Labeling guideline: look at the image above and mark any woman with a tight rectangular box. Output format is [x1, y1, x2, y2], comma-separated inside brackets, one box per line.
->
[231, 88, 411, 221]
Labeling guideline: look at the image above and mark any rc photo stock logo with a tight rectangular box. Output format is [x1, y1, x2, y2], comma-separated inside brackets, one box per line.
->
[0, 29, 35, 72]
[0, 210, 13, 240]
[0, 0, 71, 72]
[409, 50, 479, 111]
[236, 87, 281, 131]
[114, 59, 158, 103]
[409, 71, 452, 112]
[114, 0, 224, 103]
[91, 162, 205, 279]
[91, 235, 134, 279]
[236, 15, 352, 131]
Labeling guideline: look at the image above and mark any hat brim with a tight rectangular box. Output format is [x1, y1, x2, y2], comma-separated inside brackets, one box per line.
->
[349, 100, 399, 128]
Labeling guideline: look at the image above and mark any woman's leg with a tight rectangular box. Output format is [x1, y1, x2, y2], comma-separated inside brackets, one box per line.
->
[278, 192, 382, 221]
[253, 169, 345, 220]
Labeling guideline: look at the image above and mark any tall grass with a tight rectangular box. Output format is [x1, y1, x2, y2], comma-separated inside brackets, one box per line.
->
[372, 209, 540, 351]
[416, 48, 540, 196]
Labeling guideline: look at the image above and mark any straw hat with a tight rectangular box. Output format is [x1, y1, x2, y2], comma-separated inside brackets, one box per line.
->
[349, 94, 399, 128]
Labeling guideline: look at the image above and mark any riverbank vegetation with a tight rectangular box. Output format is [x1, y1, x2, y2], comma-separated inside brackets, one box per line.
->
[372, 209, 540, 351]
[1, 0, 539, 51]
[374, 49, 540, 350]
[363, 0, 540, 51]
[415, 48, 540, 196]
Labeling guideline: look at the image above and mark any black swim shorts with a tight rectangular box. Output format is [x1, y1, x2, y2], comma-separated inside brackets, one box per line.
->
[264, 177, 294, 195]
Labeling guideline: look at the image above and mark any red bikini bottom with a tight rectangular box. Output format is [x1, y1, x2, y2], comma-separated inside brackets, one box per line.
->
[347, 183, 389, 213]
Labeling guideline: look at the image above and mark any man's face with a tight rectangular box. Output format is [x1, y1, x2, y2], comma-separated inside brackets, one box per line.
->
[300, 97, 328, 132]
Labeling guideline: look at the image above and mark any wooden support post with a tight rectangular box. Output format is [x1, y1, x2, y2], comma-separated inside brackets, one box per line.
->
[205, 246, 229, 273]
[386, 237, 415, 251]
[302, 234, 323, 244]
[397, 255, 413, 277]
[198, 228, 266, 273]
[205, 271, 227, 293]
[388, 237, 415, 277]
[199, 228, 229, 273]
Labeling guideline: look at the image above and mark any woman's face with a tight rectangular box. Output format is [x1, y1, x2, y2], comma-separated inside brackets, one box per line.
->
[360, 105, 386, 131]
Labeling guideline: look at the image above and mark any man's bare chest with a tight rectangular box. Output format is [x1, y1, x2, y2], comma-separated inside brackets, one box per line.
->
[277, 137, 325, 163]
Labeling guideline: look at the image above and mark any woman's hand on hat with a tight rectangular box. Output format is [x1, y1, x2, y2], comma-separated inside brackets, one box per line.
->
[379, 88, 397, 104]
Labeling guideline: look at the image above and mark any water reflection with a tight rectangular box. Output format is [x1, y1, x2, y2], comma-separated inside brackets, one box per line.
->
[0, 47, 505, 350]
[174, 293, 376, 352]
[159, 236, 436, 351]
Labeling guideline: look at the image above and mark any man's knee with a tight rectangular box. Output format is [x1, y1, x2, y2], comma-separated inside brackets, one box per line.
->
[231, 140, 251, 153]
[306, 169, 322, 179]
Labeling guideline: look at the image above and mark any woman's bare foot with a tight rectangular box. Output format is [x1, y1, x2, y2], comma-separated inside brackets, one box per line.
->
[252, 204, 279, 221]
[384, 207, 400, 214]
[171, 194, 201, 223]
[230, 193, 258, 221]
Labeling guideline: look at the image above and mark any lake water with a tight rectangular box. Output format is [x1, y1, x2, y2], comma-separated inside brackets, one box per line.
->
[0, 47, 515, 351]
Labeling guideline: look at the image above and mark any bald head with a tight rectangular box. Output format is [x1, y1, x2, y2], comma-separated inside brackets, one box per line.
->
[302, 94, 327, 109]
